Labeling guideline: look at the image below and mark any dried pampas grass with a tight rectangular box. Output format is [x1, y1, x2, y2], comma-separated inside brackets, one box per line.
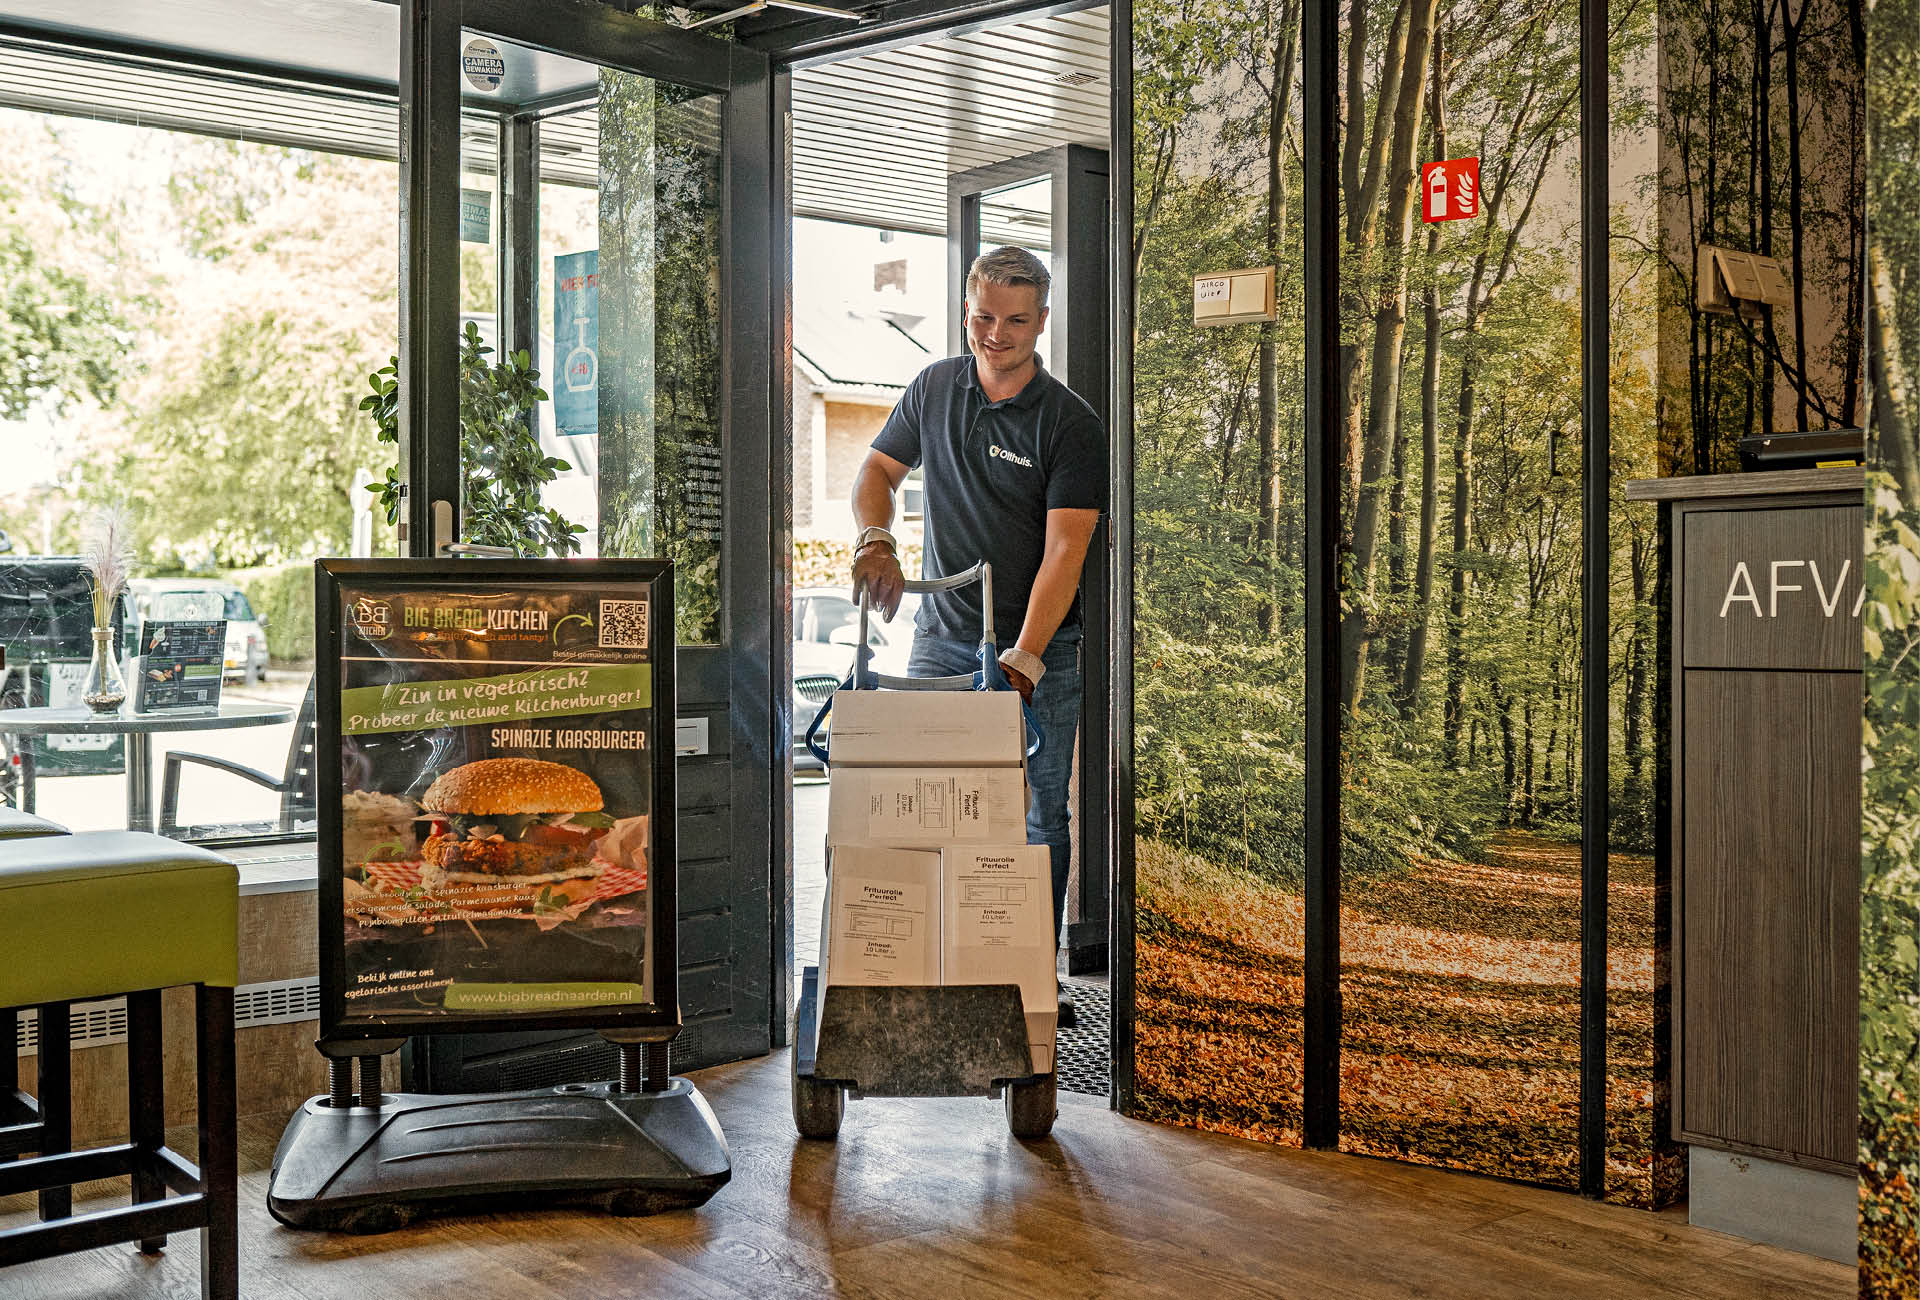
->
[82, 505, 135, 627]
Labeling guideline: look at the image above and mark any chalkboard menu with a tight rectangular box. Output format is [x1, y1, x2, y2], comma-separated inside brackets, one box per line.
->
[314, 559, 677, 1040]
[132, 619, 226, 712]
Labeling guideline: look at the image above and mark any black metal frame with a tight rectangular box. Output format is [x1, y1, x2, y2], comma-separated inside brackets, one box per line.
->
[1106, 0, 1135, 1110]
[770, 64, 799, 1044]
[1300, 0, 1342, 1151]
[313, 558, 680, 1042]
[406, 0, 783, 1069]
[1577, 0, 1611, 1198]
[752, 0, 1103, 68]
[399, 0, 465, 552]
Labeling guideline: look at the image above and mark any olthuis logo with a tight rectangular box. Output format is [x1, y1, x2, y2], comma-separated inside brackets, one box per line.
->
[989, 445, 1034, 468]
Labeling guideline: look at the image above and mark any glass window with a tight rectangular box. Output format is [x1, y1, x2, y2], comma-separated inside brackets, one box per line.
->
[810, 597, 858, 644]
[455, 38, 726, 646]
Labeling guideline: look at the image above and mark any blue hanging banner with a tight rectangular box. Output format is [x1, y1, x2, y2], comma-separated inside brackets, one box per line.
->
[553, 250, 599, 438]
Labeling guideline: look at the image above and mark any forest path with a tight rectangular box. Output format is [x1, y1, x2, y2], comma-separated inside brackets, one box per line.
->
[1135, 829, 1662, 1199]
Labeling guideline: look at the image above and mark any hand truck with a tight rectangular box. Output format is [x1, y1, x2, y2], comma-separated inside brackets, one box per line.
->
[793, 562, 1056, 1140]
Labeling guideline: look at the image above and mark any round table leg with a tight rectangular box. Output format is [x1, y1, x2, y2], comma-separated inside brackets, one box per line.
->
[126, 732, 154, 832]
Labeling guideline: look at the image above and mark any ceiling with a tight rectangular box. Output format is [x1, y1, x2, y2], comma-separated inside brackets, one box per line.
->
[0, 1, 1109, 236]
[790, 7, 1109, 238]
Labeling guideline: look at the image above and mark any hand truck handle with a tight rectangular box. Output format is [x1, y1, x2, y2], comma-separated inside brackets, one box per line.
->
[802, 562, 1044, 765]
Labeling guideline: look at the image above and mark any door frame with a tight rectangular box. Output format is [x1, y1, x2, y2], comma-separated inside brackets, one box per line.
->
[946, 144, 1113, 977]
[397, 0, 787, 1062]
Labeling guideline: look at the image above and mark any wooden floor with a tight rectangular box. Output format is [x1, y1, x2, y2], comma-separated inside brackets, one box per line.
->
[0, 1049, 1852, 1299]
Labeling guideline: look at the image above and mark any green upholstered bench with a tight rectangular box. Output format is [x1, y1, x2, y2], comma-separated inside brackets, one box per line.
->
[0, 831, 238, 1300]
[0, 808, 66, 839]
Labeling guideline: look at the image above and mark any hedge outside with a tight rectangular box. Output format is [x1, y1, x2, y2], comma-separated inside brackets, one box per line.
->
[226, 562, 314, 664]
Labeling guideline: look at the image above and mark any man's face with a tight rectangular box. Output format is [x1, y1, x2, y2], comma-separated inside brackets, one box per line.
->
[964, 281, 1049, 381]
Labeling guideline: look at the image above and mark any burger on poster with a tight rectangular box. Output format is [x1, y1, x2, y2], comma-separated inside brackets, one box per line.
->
[348, 757, 646, 918]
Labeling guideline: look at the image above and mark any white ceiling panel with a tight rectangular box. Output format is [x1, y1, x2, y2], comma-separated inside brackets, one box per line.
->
[790, 7, 1110, 236]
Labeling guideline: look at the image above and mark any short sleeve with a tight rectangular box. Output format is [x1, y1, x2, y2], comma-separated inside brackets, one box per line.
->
[1045, 410, 1106, 512]
[871, 370, 926, 469]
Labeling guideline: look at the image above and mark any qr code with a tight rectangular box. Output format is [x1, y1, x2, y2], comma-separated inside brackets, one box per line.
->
[599, 599, 650, 650]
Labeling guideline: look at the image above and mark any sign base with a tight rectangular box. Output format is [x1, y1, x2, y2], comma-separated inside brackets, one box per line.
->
[266, 1077, 730, 1232]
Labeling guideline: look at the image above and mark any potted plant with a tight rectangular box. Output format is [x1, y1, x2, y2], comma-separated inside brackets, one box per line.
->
[363, 322, 586, 557]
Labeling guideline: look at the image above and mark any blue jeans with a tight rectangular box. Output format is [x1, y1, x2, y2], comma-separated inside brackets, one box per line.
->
[906, 633, 1081, 947]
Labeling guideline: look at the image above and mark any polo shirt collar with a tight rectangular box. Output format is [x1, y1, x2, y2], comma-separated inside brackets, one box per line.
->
[959, 353, 1048, 410]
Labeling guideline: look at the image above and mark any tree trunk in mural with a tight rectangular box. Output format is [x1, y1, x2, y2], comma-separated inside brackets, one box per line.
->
[1258, 0, 1300, 637]
[1339, 0, 1437, 709]
[1396, 33, 1447, 716]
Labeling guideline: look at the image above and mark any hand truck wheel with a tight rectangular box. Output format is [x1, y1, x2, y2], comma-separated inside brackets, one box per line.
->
[791, 1052, 844, 1140]
[1004, 1072, 1056, 1139]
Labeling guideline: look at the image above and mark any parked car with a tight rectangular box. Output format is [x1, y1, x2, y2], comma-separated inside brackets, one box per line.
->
[129, 578, 269, 683]
[791, 586, 919, 772]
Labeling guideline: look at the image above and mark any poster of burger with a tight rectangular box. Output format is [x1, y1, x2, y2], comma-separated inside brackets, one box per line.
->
[316, 560, 674, 1035]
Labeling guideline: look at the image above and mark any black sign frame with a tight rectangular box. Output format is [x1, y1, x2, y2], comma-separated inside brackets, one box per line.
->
[315, 558, 678, 1041]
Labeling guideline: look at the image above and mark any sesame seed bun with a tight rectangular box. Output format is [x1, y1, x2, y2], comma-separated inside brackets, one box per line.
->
[420, 758, 603, 815]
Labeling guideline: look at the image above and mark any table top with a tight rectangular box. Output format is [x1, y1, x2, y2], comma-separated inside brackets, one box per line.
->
[0, 700, 294, 735]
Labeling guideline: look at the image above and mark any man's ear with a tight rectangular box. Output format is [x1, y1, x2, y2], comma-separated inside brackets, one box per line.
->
[960, 300, 972, 328]
[1038, 304, 1051, 333]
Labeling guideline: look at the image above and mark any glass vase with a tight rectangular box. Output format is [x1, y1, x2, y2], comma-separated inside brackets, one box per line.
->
[82, 626, 127, 713]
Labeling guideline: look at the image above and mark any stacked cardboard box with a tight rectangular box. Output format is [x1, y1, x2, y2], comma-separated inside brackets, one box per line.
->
[820, 688, 1057, 1073]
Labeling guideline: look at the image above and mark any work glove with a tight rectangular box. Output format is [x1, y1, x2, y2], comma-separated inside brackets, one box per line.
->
[851, 542, 905, 620]
[1000, 662, 1035, 706]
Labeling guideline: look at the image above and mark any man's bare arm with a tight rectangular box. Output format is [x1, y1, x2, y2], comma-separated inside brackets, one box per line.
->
[1012, 507, 1101, 659]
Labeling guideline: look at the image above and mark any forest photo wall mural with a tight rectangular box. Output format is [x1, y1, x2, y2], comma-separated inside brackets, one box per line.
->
[1332, 0, 1639, 1196]
[1125, 0, 1678, 1198]
[1130, 0, 1860, 1209]
[1129, 0, 1311, 1145]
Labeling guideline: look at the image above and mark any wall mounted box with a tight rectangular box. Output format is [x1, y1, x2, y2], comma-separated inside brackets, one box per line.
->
[1192, 266, 1277, 327]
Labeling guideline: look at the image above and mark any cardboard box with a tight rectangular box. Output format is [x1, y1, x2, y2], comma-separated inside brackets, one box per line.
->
[827, 767, 1028, 849]
[821, 845, 941, 988]
[940, 844, 1057, 1075]
[827, 688, 1026, 768]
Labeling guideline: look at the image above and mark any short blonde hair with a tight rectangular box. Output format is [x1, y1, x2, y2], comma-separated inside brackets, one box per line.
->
[965, 246, 1051, 307]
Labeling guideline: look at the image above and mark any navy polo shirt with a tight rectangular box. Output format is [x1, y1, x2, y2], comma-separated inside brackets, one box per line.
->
[872, 354, 1105, 643]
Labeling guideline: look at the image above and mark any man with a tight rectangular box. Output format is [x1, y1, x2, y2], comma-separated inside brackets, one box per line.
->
[849, 246, 1104, 1024]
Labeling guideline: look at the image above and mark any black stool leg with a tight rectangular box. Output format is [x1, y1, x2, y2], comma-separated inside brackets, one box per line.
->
[126, 988, 166, 1253]
[35, 1002, 69, 1222]
[195, 984, 236, 1300]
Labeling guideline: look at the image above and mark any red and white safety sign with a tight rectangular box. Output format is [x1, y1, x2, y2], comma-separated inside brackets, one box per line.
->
[1421, 157, 1480, 223]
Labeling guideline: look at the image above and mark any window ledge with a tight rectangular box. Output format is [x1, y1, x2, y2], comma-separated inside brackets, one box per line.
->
[224, 842, 320, 896]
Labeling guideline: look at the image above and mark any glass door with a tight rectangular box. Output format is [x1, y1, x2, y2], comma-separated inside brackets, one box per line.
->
[403, 3, 777, 1087]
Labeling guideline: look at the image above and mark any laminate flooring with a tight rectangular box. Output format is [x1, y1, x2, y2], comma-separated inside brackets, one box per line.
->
[0, 1049, 1852, 1299]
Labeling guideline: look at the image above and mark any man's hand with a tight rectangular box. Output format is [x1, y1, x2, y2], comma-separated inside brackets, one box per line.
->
[851, 542, 905, 619]
[1000, 662, 1035, 706]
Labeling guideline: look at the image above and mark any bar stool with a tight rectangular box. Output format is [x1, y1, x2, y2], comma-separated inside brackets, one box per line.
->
[0, 830, 238, 1299]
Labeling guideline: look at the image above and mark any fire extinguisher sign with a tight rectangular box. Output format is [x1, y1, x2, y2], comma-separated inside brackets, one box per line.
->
[1421, 157, 1480, 223]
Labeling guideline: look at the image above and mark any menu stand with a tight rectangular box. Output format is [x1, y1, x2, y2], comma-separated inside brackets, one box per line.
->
[265, 559, 728, 1233]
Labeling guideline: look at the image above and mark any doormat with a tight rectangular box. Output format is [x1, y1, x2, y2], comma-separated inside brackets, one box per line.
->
[1055, 977, 1110, 1097]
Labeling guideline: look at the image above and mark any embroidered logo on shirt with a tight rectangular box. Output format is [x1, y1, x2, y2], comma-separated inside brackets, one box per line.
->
[988, 445, 1035, 468]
